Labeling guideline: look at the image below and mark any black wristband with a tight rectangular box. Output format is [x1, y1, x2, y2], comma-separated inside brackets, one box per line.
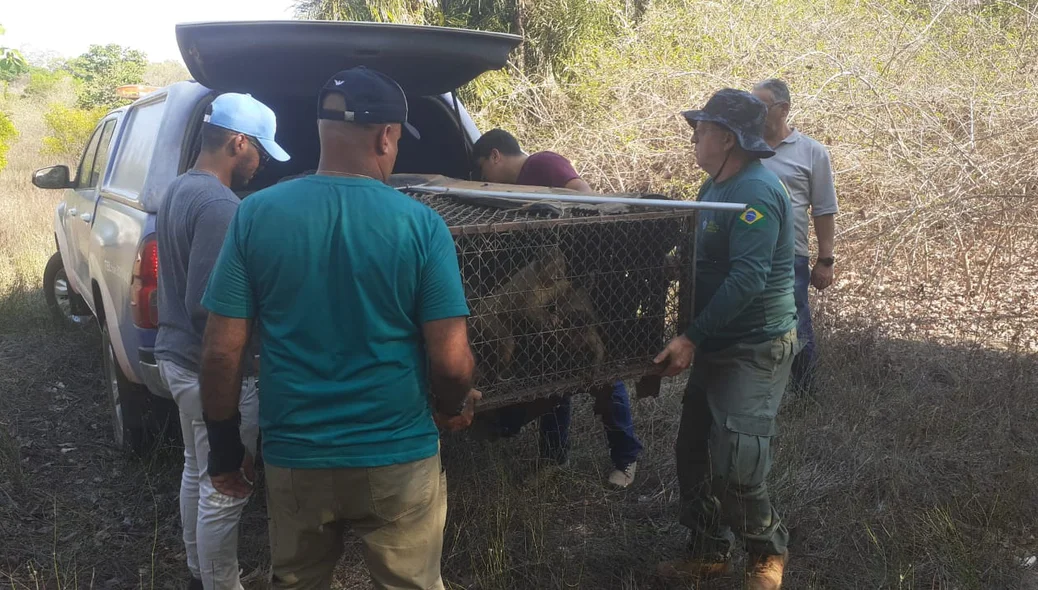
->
[204, 413, 244, 477]
[437, 395, 469, 417]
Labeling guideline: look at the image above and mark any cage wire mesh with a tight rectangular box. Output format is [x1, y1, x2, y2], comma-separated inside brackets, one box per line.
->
[404, 190, 697, 410]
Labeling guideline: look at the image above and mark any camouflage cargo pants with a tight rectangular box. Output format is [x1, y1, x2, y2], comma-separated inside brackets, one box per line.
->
[676, 328, 796, 558]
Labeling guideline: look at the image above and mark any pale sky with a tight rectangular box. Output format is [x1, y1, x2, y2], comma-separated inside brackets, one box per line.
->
[3, 0, 298, 64]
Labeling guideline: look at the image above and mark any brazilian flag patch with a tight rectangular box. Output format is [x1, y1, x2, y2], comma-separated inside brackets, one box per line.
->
[739, 207, 765, 225]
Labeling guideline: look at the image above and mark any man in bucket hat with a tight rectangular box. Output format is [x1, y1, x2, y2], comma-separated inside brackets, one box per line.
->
[653, 89, 797, 589]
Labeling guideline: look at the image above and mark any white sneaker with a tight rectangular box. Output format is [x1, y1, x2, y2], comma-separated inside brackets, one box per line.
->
[607, 462, 637, 488]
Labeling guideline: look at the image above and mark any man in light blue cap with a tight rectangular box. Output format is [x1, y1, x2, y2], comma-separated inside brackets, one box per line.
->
[155, 92, 289, 590]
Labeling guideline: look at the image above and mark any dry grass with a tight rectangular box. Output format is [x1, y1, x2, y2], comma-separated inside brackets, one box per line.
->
[2, 1, 1038, 587]
[0, 78, 77, 332]
[1, 325, 1035, 589]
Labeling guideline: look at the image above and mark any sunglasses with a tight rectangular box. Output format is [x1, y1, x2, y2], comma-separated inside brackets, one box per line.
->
[244, 135, 271, 166]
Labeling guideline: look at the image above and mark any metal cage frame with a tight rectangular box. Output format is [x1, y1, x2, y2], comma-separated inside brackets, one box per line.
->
[400, 183, 743, 412]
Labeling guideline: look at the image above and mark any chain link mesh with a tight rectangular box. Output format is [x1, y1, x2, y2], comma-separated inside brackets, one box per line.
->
[404, 190, 697, 410]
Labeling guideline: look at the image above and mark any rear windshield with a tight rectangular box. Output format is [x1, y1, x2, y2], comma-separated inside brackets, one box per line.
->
[184, 92, 475, 194]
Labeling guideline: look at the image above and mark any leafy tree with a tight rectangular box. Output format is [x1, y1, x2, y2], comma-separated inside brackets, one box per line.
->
[143, 60, 189, 87]
[295, 0, 441, 22]
[65, 44, 147, 109]
[291, 0, 638, 79]
[0, 24, 30, 83]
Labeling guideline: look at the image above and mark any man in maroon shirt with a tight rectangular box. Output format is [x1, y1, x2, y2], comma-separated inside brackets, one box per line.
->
[473, 128, 593, 192]
[471, 129, 643, 488]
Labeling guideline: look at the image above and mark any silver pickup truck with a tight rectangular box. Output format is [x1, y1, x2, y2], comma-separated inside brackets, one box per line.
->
[34, 21, 709, 454]
[33, 21, 522, 453]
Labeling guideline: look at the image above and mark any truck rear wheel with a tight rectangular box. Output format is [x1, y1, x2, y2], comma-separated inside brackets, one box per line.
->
[100, 321, 176, 455]
[43, 252, 91, 329]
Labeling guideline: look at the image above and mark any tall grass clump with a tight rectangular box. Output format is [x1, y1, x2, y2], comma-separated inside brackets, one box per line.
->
[0, 86, 67, 328]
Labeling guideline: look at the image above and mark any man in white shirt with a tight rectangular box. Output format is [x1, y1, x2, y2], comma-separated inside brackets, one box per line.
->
[753, 79, 838, 396]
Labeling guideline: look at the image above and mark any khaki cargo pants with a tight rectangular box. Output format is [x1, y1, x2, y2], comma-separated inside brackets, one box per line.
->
[266, 452, 447, 590]
[676, 328, 796, 558]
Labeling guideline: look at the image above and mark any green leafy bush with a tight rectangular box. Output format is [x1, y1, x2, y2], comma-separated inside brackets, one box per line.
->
[0, 24, 30, 83]
[23, 68, 68, 100]
[0, 110, 16, 172]
[41, 103, 104, 159]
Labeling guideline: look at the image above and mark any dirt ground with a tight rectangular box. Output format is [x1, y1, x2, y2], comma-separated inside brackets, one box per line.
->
[0, 324, 697, 590]
[2, 309, 1037, 589]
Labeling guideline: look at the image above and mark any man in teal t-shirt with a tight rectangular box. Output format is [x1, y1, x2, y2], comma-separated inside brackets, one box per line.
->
[654, 89, 797, 590]
[197, 67, 479, 589]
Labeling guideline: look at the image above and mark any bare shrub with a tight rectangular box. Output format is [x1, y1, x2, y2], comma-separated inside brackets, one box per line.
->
[470, 0, 1038, 287]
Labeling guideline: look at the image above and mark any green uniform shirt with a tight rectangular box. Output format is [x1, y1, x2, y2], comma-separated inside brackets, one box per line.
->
[202, 176, 469, 469]
[687, 160, 797, 352]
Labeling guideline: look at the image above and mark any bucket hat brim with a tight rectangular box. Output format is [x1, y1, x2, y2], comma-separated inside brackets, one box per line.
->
[681, 110, 776, 159]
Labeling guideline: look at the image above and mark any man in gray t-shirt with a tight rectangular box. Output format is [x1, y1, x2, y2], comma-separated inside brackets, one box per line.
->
[754, 79, 838, 397]
[155, 92, 289, 590]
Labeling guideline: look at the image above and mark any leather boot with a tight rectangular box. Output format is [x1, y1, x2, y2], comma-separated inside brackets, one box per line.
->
[746, 551, 788, 589]
[656, 554, 731, 579]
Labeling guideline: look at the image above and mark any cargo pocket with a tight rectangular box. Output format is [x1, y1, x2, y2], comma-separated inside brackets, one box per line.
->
[369, 454, 437, 523]
[768, 329, 797, 365]
[716, 414, 776, 488]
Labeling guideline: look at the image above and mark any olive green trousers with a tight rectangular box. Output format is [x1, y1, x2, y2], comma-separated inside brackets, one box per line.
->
[676, 328, 796, 558]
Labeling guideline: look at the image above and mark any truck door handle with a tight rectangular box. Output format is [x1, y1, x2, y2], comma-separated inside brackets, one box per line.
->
[67, 207, 78, 216]
[79, 213, 93, 223]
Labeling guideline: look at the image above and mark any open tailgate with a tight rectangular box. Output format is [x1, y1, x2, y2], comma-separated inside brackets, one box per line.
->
[176, 20, 521, 96]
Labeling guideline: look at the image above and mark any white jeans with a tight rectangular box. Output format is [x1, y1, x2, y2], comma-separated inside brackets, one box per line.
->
[158, 360, 259, 590]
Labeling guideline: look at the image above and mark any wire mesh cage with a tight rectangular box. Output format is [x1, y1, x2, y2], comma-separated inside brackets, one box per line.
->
[404, 188, 698, 410]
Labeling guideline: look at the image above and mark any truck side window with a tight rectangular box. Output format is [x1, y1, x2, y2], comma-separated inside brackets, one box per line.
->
[89, 119, 119, 188]
[74, 125, 104, 190]
[109, 98, 168, 198]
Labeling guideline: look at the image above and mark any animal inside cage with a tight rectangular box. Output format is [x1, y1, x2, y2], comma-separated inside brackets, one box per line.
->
[397, 177, 699, 411]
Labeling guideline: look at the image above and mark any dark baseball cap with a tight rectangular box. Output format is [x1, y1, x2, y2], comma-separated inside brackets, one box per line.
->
[318, 66, 420, 139]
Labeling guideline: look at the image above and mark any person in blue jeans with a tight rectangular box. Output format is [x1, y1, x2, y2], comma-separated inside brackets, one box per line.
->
[792, 256, 819, 392]
[488, 382, 643, 488]
[540, 382, 642, 480]
[754, 79, 839, 395]
[471, 129, 643, 488]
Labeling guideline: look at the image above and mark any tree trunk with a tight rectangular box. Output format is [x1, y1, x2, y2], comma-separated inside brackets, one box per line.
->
[513, 0, 527, 73]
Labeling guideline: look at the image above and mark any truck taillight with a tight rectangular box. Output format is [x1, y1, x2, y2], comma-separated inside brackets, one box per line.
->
[131, 236, 159, 329]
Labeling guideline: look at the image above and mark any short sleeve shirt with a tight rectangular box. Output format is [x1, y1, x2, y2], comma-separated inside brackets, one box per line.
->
[155, 171, 240, 373]
[202, 176, 469, 469]
[515, 151, 581, 188]
[760, 130, 838, 257]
